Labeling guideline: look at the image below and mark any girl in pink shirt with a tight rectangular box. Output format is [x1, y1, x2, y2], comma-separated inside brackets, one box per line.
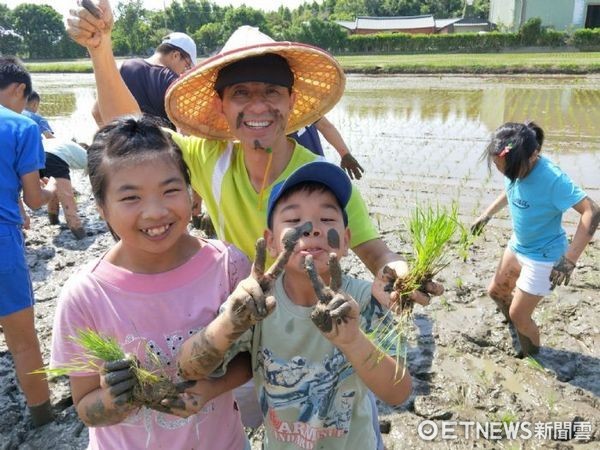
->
[50, 116, 251, 450]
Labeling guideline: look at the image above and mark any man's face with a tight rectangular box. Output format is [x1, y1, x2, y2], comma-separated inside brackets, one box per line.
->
[166, 50, 192, 75]
[219, 81, 295, 148]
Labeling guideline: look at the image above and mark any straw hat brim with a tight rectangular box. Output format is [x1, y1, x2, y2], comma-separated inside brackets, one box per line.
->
[165, 42, 346, 140]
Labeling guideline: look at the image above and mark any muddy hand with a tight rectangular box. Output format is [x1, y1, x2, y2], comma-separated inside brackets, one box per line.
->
[470, 215, 491, 236]
[68, 0, 113, 49]
[101, 355, 138, 408]
[152, 381, 208, 418]
[256, 222, 311, 291]
[549, 255, 576, 289]
[305, 253, 351, 333]
[340, 153, 364, 180]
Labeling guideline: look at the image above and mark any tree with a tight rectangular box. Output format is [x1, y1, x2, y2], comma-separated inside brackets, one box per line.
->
[220, 6, 269, 41]
[112, 0, 152, 56]
[284, 18, 347, 52]
[12, 4, 64, 59]
[193, 22, 222, 55]
[0, 3, 13, 28]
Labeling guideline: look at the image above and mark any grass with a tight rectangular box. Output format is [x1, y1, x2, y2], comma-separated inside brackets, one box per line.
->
[524, 356, 545, 373]
[337, 52, 600, 74]
[23, 52, 600, 74]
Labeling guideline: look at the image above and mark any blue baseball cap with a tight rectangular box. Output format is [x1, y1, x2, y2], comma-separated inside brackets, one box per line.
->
[267, 161, 351, 228]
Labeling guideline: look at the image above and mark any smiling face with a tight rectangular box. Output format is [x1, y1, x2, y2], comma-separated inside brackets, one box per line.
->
[218, 81, 295, 149]
[98, 154, 192, 269]
[266, 186, 350, 278]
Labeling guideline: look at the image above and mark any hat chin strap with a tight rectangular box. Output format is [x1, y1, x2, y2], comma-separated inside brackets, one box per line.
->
[257, 146, 273, 210]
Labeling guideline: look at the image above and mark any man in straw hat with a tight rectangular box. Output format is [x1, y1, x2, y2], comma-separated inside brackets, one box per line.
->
[67, 1, 442, 308]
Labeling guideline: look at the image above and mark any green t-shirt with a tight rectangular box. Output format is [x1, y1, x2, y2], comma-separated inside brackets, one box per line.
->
[169, 132, 379, 261]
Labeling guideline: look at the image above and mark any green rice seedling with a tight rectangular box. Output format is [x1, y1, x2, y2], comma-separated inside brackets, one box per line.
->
[34, 328, 178, 406]
[524, 356, 545, 373]
[369, 203, 462, 380]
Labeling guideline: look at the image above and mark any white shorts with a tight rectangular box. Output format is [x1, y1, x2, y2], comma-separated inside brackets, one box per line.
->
[513, 250, 554, 296]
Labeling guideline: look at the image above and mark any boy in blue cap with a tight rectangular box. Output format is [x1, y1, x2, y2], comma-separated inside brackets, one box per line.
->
[176, 161, 410, 450]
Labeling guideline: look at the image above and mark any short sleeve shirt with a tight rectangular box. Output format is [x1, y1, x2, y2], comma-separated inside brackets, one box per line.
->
[0, 106, 46, 225]
[169, 132, 379, 262]
[506, 155, 586, 261]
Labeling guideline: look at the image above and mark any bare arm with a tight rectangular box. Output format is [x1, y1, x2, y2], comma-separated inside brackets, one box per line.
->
[471, 191, 508, 234]
[67, 0, 141, 122]
[71, 373, 137, 427]
[352, 238, 405, 278]
[304, 254, 411, 405]
[339, 332, 411, 405]
[314, 117, 350, 157]
[565, 196, 600, 262]
[91, 100, 104, 127]
[21, 172, 56, 210]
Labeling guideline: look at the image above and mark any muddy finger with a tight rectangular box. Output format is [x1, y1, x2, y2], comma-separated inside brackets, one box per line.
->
[253, 238, 267, 280]
[104, 368, 134, 387]
[108, 378, 136, 402]
[81, 0, 103, 19]
[328, 254, 342, 292]
[407, 290, 431, 307]
[304, 255, 330, 303]
[422, 280, 444, 296]
[264, 222, 311, 284]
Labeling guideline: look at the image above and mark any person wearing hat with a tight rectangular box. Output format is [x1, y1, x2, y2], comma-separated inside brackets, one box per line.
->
[91, 31, 197, 128]
[176, 160, 411, 449]
[67, 2, 440, 318]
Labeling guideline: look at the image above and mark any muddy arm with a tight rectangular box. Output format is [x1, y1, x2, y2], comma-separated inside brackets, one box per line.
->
[471, 191, 508, 234]
[66, 0, 141, 122]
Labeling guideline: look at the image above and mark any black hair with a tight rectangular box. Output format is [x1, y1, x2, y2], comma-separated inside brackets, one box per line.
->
[156, 43, 190, 61]
[215, 53, 294, 98]
[0, 56, 32, 97]
[87, 115, 191, 240]
[27, 90, 40, 103]
[268, 181, 346, 230]
[483, 121, 544, 182]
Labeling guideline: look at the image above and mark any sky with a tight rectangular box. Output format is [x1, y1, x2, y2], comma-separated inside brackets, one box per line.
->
[3, 0, 312, 19]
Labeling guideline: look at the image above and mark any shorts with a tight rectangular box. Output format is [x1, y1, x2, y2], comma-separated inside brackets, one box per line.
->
[40, 153, 70, 180]
[513, 250, 554, 297]
[0, 224, 35, 316]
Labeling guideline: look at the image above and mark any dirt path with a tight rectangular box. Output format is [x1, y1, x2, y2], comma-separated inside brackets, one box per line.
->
[0, 177, 598, 449]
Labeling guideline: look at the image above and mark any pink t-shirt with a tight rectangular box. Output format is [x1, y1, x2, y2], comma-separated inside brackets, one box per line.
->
[51, 239, 251, 450]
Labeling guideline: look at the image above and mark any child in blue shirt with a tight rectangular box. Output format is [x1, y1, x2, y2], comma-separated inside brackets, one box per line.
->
[22, 90, 54, 139]
[0, 56, 57, 427]
[472, 121, 600, 356]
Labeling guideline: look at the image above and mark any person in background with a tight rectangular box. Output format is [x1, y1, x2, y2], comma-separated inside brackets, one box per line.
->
[471, 121, 600, 357]
[290, 116, 364, 180]
[22, 90, 55, 139]
[40, 139, 89, 240]
[0, 56, 57, 427]
[91, 31, 197, 128]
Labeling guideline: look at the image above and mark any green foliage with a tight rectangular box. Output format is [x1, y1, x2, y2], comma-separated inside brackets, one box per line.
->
[573, 28, 600, 50]
[193, 22, 223, 55]
[12, 4, 64, 59]
[519, 17, 542, 45]
[284, 18, 348, 52]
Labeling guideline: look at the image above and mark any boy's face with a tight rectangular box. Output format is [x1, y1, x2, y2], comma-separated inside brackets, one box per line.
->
[265, 188, 350, 278]
[0, 82, 27, 113]
[217, 81, 295, 149]
[26, 99, 39, 113]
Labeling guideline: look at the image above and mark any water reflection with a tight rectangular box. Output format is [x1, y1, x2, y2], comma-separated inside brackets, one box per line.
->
[32, 73, 599, 229]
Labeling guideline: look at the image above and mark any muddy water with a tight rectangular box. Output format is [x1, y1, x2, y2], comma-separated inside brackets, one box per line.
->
[34, 73, 600, 233]
[9, 73, 598, 448]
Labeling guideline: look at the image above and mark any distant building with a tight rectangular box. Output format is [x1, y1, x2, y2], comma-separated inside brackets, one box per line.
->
[489, 0, 600, 31]
[336, 15, 492, 35]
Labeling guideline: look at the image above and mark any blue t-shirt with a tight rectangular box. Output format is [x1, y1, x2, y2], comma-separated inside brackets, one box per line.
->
[506, 155, 586, 262]
[22, 109, 53, 135]
[0, 106, 46, 225]
[289, 124, 324, 156]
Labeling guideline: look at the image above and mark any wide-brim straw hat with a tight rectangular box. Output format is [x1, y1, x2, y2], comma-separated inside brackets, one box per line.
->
[165, 26, 346, 140]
